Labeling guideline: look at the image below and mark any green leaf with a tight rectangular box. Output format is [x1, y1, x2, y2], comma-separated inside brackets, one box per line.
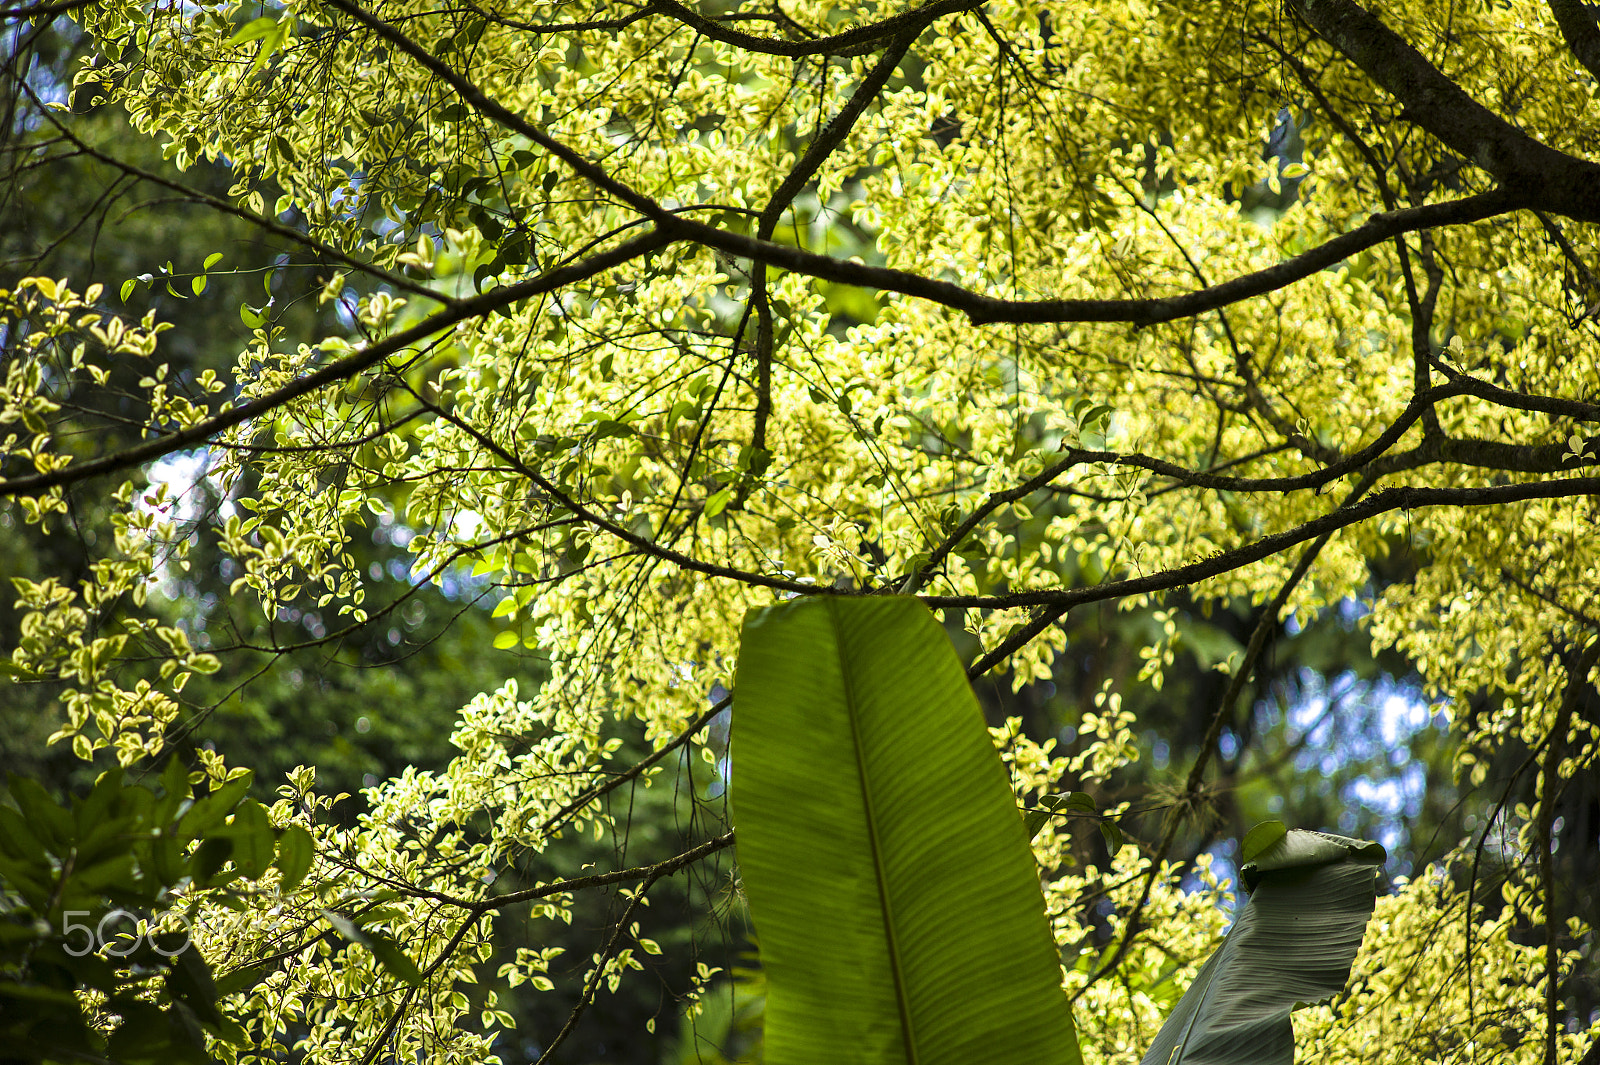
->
[1138, 829, 1385, 1065]
[589, 418, 634, 440]
[323, 910, 362, 942]
[324, 912, 424, 986]
[492, 630, 518, 650]
[0, 850, 51, 908]
[1076, 402, 1112, 434]
[214, 963, 270, 998]
[153, 757, 192, 825]
[105, 1001, 169, 1063]
[163, 944, 222, 1027]
[1239, 819, 1288, 865]
[0, 803, 47, 862]
[190, 837, 232, 884]
[0, 981, 79, 1004]
[178, 772, 253, 841]
[191, 275, 207, 296]
[1242, 828, 1385, 889]
[1099, 819, 1124, 854]
[275, 825, 313, 890]
[364, 932, 425, 987]
[203, 252, 224, 270]
[737, 445, 772, 476]
[148, 832, 186, 886]
[1046, 791, 1097, 815]
[1023, 792, 1099, 840]
[666, 398, 698, 430]
[8, 776, 73, 856]
[220, 800, 273, 879]
[732, 595, 1082, 1065]
[120, 279, 137, 302]
[1176, 617, 1245, 672]
[227, 16, 278, 45]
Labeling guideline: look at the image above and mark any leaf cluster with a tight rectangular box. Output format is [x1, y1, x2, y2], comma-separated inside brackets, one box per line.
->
[0, 762, 309, 1063]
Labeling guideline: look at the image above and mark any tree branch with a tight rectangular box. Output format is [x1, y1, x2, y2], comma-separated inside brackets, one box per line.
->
[1285, 0, 1600, 223]
[1546, 0, 1600, 83]
[0, 230, 672, 497]
[488, 830, 734, 912]
[1539, 640, 1600, 1065]
[0, 0, 97, 18]
[906, 451, 1095, 596]
[321, 0, 1525, 327]
[747, 27, 922, 475]
[470, 0, 980, 57]
[388, 831, 736, 912]
[1072, 478, 1369, 999]
[648, 0, 977, 57]
[684, 191, 1519, 329]
[406, 392, 826, 597]
[926, 474, 1600, 612]
[537, 696, 729, 839]
[18, 76, 442, 303]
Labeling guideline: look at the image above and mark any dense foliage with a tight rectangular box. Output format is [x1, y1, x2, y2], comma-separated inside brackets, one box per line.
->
[3, 0, 1600, 1061]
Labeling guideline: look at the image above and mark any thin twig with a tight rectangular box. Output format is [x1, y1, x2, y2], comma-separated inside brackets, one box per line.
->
[0, 230, 671, 497]
[1072, 475, 1374, 1000]
[1539, 640, 1599, 1064]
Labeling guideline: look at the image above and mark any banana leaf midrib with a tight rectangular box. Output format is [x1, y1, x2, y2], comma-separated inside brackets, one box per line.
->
[838, 610, 920, 1065]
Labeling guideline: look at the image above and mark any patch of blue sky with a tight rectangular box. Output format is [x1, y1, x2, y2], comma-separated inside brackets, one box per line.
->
[1288, 668, 1442, 772]
[16, 33, 77, 130]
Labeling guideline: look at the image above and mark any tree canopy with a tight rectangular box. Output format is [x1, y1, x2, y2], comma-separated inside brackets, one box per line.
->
[2, 0, 1599, 1061]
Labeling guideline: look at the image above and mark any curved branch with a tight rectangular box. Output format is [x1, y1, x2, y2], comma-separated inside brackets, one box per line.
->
[905, 450, 1095, 596]
[390, 830, 736, 912]
[321, 0, 1525, 327]
[750, 191, 1517, 326]
[405, 393, 824, 598]
[0, 0, 93, 16]
[537, 695, 729, 838]
[1286, 0, 1600, 222]
[1071, 481, 1365, 1000]
[646, 0, 977, 57]
[1547, 0, 1600, 83]
[470, 0, 979, 57]
[486, 830, 734, 912]
[19, 76, 443, 303]
[929, 377, 1597, 522]
[0, 0, 95, 17]
[0, 230, 673, 498]
[926, 474, 1600, 612]
[748, 25, 922, 471]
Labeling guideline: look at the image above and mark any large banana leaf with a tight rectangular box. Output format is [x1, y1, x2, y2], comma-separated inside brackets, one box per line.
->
[731, 596, 1081, 1065]
[1138, 827, 1385, 1065]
